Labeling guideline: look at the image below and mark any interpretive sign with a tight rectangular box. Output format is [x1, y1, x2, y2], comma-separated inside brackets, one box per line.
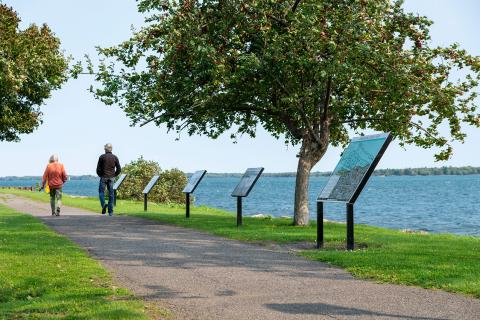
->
[231, 167, 264, 197]
[113, 174, 127, 190]
[318, 133, 392, 203]
[183, 170, 207, 194]
[231, 167, 264, 226]
[316, 133, 392, 250]
[183, 170, 207, 218]
[143, 175, 160, 194]
[113, 174, 127, 206]
[142, 175, 160, 211]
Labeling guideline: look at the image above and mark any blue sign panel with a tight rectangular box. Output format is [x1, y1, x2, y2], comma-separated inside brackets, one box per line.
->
[318, 133, 391, 203]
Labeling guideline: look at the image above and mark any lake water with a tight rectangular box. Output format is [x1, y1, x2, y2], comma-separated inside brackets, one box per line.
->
[1, 175, 479, 236]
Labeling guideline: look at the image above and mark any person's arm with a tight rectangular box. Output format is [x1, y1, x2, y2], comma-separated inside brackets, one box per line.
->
[41, 165, 49, 188]
[61, 164, 68, 183]
[96, 156, 103, 177]
[114, 156, 121, 177]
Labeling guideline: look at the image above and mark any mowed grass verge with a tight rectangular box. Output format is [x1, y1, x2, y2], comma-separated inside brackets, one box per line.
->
[2, 188, 480, 299]
[0, 203, 168, 319]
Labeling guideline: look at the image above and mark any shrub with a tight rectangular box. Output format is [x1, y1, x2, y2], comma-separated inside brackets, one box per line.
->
[116, 157, 187, 204]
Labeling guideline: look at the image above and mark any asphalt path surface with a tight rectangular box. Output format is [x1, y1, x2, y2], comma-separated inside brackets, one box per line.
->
[1, 194, 479, 320]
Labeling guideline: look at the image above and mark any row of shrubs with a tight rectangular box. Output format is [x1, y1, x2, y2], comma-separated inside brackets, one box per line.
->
[116, 157, 187, 204]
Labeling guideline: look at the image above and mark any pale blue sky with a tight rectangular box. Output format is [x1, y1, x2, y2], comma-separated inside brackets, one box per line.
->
[1, 0, 479, 176]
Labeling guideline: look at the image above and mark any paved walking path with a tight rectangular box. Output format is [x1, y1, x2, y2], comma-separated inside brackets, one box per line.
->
[1, 194, 480, 320]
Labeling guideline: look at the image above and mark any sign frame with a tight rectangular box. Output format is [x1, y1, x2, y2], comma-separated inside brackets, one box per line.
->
[183, 170, 207, 218]
[113, 174, 128, 206]
[183, 170, 207, 194]
[231, 167, 264, 198]
[316, 133, 392, 250]
[113, 174, 128, 190]
[231, 167, 264, 226]
[142, 175, 160, 211]
[318, 132, 392, 204]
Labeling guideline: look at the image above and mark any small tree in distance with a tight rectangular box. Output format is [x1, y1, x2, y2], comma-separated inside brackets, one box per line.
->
[117, 156, 187, 204]
[91, 0, 480, 225]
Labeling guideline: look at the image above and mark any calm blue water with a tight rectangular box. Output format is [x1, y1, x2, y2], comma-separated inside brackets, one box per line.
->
[1, 175, 479, 236]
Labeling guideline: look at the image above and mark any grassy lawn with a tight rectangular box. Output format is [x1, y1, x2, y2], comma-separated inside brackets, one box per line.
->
[2, 188, 480, 299]
[0, 203, 168, 319]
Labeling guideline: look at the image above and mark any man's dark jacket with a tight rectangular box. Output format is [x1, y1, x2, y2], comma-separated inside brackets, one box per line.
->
[96, 152, 121, 178]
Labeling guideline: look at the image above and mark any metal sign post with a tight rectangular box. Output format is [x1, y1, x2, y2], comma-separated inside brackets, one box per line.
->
[346, 202, 354, 250]
[185, 193, 191, 218]
[236, 196, 243, 227]
[231, 167, 264, 226]
[316, 201, 324, 249]
[316, 133, 392, 250]
[182, 170, 207, 218]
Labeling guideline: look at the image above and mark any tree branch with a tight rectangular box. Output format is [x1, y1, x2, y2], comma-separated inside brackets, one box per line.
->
[292, 0, 302, 12]
[272, 77, 322, 144]
[267, 14, 288, 27]
[339, 117, 385, 124]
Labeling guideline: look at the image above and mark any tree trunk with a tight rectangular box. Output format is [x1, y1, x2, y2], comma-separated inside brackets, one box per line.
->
[293, 135, 328, 226]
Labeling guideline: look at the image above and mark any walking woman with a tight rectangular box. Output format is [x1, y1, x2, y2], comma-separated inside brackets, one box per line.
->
[42, 154, 68, 216]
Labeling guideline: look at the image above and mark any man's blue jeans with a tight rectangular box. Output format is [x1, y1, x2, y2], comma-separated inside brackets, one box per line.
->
[99, 177, 114, 215]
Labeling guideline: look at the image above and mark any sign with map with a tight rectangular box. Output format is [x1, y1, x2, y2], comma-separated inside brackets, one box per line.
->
[231, 167, 264, 197]
[183, 170, 207, 193]
[113, 174, 127, 190]
[142, 175, 160, 194]
[318, 133, 392, 203]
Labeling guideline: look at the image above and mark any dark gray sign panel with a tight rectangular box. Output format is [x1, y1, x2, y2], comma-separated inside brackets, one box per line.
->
[113, 174, 127, 190]
[142, 175, 160, 194]
[183, 170, 207, 193]
[318, 133, 392, 203]
[231, 167, 264, 197]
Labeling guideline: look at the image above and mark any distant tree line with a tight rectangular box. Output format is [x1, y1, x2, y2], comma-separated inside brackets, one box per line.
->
[372, 166, 480, 176]
[204, 166, 480, 177]
[2, 166, 480, 181]
[0, 175, 97, 181]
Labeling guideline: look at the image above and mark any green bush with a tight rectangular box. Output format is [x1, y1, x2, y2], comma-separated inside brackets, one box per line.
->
[116, 157, 187, 204]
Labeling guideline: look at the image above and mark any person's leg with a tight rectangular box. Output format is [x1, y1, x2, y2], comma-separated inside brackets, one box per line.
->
[49, 188, 55, 215]
[56, 188, 62, 215]
[107, 178, 114, 215]
[99, 178, 106, 213]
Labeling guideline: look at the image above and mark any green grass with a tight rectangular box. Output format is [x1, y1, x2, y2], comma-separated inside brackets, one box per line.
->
[0, 202, 169, 319]
[2, 189, 480, 299]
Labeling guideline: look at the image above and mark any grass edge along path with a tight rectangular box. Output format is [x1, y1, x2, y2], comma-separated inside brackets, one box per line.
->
[2, 189, 480, 299]
[0, 203, 170, 320]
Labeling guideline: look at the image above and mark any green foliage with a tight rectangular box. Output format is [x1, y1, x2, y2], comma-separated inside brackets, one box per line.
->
[92, 0, 480, 159]
[90, 0, 480, 224]
[0, 4, 69, 141]
[116, 156, 187, 204]
[0, 204, 150, 319]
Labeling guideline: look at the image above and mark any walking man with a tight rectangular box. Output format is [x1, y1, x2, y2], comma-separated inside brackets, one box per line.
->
[42, 154, 68, 216]
[96, 143, 121, 215]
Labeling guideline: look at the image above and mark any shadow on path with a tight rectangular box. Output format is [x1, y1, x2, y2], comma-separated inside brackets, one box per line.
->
[266, 303, 448, 320]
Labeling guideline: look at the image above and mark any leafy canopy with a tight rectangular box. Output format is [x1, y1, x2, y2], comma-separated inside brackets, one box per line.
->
[92, 0, 480, 160]
[0, 4, 69, 141]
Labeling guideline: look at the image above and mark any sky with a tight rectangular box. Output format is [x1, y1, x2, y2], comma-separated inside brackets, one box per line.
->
[1, 0, 479, 176]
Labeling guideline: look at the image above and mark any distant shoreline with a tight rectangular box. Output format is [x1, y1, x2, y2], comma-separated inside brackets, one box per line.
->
[1, 166, 480, 180]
